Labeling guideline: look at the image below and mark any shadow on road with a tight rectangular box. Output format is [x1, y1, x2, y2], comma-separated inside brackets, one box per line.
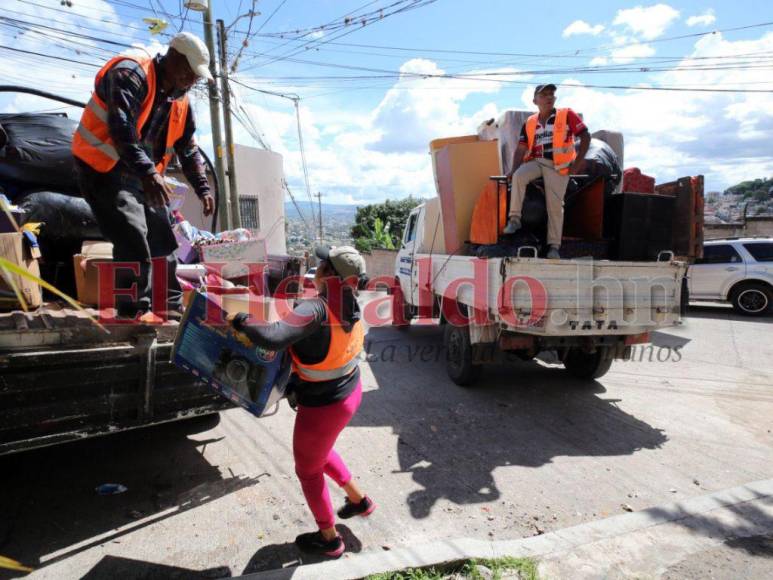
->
[355, 324, 668, 519]
[0, 415, 263, 579]
[687, 304, 773, 324]
[80, 555, 231, 579]
[241, 524, 362, 576]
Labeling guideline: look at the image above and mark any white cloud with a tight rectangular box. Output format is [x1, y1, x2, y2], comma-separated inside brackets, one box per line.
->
[610, 43, 656, 63]
[589, 56, 608, 66]
[562, 20, 605, 38]
[613, 4, 681, 40]
[686, 9, 716, 27]
[548, 31, 773, 190]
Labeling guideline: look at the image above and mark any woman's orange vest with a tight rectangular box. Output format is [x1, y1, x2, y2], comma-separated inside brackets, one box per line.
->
[523, 108, 576, 175]
[72, 55, 189, 174]
[290, 301, 364, 383]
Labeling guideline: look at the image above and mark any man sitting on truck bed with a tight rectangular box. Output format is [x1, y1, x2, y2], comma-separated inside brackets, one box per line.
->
[504, 84, 590, 259]
[72, 33, 215, 320]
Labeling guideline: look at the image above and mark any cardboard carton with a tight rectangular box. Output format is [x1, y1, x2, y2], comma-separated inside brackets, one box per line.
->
[0, 232, 42, 309]
[73, 241, 113, 307]
[172, 291, 290, 417]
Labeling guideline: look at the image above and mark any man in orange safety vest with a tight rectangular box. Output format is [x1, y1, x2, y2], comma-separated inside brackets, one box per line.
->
[504, 84, 591, 259]
[72, 33, 215, 319]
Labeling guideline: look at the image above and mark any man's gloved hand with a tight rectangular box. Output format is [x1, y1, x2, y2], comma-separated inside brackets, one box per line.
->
[141, 173, 172, 208]
[200, 193, 215, 217]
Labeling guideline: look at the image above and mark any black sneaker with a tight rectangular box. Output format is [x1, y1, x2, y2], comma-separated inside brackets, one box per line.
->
[294, 531, 345, 558]
[337, 496, 376, 520]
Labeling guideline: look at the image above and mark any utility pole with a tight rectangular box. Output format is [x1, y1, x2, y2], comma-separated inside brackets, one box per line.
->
[216, 19, 242, 229]
[201, 2, 231, 231]
[316, 191, 323, 242]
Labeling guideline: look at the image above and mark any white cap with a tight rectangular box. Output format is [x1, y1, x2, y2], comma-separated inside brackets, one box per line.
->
[169, 32, 213, 82]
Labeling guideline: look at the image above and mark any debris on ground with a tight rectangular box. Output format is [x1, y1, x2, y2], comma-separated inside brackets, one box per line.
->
[95, 483, 128, 495]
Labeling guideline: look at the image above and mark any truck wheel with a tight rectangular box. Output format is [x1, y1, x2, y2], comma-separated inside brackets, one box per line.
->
[444, 323, 482, 386]
[563, 347, 613, 380]
[730, 282, 773, 316]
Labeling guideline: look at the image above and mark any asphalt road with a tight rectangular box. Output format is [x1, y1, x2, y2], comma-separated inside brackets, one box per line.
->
[1, 301, 771, 579]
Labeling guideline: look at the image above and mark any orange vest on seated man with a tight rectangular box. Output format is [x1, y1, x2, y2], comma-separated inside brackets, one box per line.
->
[72, 55, 189, 175]
[290, 302, 365, 382]
[469, 108, 579, 245]
[523, 108, 577, 176]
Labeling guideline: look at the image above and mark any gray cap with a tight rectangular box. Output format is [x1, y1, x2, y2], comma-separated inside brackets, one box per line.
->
[315, 245, 366, 279]
[534, 83, 557, 96]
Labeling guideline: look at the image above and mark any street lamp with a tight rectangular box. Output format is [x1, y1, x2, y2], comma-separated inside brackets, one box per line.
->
[183, 0, 208, 11]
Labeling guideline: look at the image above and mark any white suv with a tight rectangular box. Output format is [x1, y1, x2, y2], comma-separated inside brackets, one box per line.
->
[688, 237, 773, 316]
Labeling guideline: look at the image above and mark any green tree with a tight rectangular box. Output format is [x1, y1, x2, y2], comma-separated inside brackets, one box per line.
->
[725, 177, 773, 197]
[351, 196, 422, 251]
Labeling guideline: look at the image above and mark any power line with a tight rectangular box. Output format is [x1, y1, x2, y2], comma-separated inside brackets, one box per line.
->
[293, 98, 317, 231]
[0, 15, 136, 50]
[0, 43, 100, 68]
[12, 0, 171, 45]
[256, 0, 290, 35]
[3, 4, 148, 42]
[248, 0, 439, 70]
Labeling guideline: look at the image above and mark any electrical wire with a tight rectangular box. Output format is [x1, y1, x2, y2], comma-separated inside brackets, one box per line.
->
[256, 0, 289, 35]
[247, 0, 438, 70]
[293, 98, 317, 233]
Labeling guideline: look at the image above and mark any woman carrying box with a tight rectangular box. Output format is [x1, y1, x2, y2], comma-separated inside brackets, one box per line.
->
[230, 245, 374, 558]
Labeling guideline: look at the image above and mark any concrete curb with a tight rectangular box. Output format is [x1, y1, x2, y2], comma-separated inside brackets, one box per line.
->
[239, 478, 773, 580]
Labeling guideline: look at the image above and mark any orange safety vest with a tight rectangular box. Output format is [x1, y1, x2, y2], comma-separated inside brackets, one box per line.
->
[72, 55, 189, 175]
[290, 302, 364, 382]
[523, 108, 576, 175]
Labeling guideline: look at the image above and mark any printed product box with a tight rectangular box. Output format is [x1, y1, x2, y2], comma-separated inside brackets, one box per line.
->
[172, 290, 290, 417]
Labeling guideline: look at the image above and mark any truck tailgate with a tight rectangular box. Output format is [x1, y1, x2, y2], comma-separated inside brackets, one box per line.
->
[426, 255, 686, 336]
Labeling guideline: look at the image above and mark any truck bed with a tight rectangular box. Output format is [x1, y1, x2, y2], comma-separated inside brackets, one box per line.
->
[421, 254, 686, 336]
[0, 303, 230, 455]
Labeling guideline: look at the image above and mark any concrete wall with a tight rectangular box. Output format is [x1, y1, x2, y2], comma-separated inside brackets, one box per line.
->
[705, 217, 773, 239]
[363, 249, 398, 281]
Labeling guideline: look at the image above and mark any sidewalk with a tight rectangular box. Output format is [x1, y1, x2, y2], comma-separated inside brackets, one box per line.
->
[239, 478, 773, 580]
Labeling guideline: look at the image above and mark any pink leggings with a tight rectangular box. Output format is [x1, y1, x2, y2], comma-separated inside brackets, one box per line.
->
[293, 380, 362, 530]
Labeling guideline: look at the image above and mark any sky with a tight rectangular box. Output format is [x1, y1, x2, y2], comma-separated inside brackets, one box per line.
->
[1, 0, 772, 209]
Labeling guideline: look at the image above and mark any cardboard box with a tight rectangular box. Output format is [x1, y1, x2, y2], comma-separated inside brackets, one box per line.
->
[172, 291, 290, 417]
[73, 241, 114, 307]
[198, 238, 267, 279]
[0, 232, 42, 309]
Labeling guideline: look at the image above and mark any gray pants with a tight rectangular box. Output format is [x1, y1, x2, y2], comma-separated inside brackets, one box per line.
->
[509, 159, 570, 247]
[76, 162, 181, 315]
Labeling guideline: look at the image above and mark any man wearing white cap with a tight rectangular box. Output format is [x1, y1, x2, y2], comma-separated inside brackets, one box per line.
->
[73, 33, 215, 319]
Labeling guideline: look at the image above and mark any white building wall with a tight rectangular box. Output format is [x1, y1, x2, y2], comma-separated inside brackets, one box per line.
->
[233, 145, 287, 255]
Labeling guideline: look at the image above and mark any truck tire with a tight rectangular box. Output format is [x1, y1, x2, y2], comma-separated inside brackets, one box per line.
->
[563, 347, 613, 380]
[444, 323, 482, 386]
[392, 287, 413, 329]
[730, 282, 773, 316]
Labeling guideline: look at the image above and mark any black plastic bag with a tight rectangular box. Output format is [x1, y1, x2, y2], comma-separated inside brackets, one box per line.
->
[0, 113, 79, 194]
[570, 138, 621, 196]
[17, 190, 101, 249]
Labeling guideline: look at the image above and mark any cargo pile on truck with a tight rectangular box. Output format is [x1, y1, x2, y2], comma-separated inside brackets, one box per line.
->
[0, 89, 300, 456]
[393, 110, 704, 385]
